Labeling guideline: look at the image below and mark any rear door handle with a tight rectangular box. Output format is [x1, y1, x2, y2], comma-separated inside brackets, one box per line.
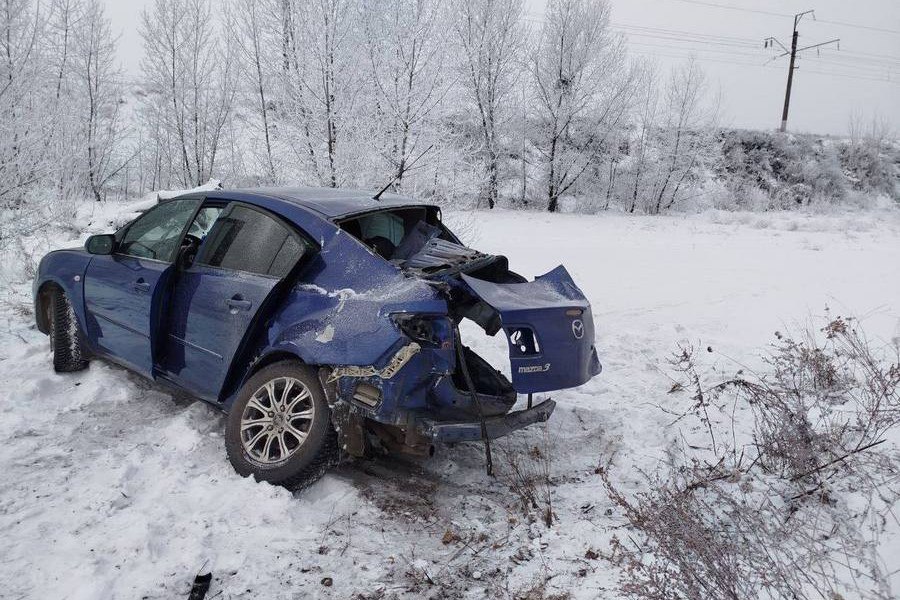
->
[133, 279, 151, 293]
[225, 296, 252, 312]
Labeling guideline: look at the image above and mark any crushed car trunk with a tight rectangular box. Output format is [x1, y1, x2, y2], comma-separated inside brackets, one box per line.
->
[336, 207, 600, 402]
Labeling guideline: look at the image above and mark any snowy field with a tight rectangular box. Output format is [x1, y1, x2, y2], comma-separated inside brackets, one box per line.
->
[1, 206, 899, 599]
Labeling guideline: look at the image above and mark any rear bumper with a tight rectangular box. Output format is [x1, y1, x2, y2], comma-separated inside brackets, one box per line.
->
[418, 399, 556, 443]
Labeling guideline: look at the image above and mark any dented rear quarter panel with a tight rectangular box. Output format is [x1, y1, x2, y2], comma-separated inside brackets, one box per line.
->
[265, 225, 448, 368]
[224, 208, 453, 416]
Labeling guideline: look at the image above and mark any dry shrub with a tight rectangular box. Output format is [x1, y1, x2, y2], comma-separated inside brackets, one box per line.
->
[606, 316, 900, 600]
[498, 425, 555, 528]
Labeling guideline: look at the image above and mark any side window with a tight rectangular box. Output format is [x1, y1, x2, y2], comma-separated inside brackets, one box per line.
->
[187, 206, 224, 240]
[119, 199, 199, 262]
[196, 205, 309, 277]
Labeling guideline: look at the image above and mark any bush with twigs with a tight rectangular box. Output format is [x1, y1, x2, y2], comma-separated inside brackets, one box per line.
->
[605, 316, 900, 600]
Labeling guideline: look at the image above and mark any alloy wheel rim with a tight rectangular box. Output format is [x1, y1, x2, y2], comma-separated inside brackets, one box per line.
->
[240, 376, 315, 465]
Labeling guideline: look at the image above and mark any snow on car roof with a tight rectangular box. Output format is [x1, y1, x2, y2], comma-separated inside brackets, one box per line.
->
[230, 186, 433, 219]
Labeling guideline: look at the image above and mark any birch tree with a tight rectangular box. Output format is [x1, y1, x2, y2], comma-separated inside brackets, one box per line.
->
[361, 0, 448, 193]
[279, 0, 363, 188]
[139, 0, 234, 188]
[531, 0, 634, 212]
[451, 0, 524, 208]
[71, 0, 124, 201]
[225, 0, 279, 183]
[0, 0, 51, 207]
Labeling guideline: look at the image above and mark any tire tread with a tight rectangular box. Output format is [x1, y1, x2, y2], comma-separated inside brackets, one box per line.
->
[51, 288, 88, 373]
[225, 361, 340, 490]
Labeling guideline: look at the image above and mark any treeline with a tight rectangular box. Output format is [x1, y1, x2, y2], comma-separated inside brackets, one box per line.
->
[0, 0, 896, 228]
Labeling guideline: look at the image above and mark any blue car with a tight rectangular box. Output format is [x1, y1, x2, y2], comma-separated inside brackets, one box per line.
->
[34, 188, 601, 487]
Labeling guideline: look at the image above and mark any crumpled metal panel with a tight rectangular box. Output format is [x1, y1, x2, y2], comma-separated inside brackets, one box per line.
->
[460, 265, 602, 394]
[327, 342, 421, 381]
[402, 238, 486, 270]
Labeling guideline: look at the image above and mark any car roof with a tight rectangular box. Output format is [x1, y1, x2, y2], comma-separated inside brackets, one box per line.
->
[225, 186, 434, 219]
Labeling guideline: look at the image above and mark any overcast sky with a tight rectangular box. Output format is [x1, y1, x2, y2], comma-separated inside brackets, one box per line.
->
[105, 0, 898, 136]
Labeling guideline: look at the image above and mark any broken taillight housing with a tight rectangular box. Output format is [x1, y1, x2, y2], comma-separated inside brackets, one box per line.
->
[391, 314, 452, 348]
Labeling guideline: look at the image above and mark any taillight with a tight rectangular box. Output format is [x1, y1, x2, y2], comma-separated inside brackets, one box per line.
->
[391, 314, 452, 348]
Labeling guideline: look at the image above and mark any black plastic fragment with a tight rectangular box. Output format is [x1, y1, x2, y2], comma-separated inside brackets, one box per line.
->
[188, 572, 212, 600]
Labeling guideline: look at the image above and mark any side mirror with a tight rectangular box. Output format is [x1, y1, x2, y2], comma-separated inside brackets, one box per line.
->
[85, 234, 115, 255]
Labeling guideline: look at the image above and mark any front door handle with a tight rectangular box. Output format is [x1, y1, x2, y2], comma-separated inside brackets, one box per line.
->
[133, 279, 151, 293]
[225, 296, 252, 312]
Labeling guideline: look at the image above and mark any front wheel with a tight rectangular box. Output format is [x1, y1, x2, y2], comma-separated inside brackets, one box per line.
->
[50, 287, 89, 373]
[225, 361, 339, 489]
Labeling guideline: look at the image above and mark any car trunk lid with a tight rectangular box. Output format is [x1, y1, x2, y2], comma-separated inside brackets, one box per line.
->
[460, 265, 601, 394]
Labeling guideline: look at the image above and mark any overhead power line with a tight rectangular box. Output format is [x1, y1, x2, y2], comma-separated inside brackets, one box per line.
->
[611, 22, 760, 44]
[523, 7, 900, 85]
[628, 49, 899, 84]
[665, 0, 791, 18]
[628, 41, 763, 59]
[662, 0, 900, 35]
[815, 18, 900, 36]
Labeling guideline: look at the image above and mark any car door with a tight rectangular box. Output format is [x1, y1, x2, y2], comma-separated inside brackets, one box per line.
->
[83, 198, 201, 377]
[161, 202, 313, 401]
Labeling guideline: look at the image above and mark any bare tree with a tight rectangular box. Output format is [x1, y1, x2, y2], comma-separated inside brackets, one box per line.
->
[627, 61, 659, 213]
[71, 0, 124, 201]
[274, 0, 323, 184]
[225, 0, 278, 183]
[361, 0, 449, 193]
[451, 0, 524, 208]
[0, 0, 51, 208]
[282, 0, 363, 188]
[531, 0, 634, 212]
[651, 58, 712, 214]
[139, 0, 234, 188]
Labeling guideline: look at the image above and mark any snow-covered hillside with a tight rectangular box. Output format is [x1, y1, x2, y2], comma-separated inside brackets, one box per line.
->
[1, 207, 899, 599]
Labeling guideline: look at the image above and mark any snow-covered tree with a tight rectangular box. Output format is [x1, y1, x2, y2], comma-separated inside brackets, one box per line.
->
[276, 0, 365, 188]
[625, 62, 660, 213]
[451, 0, 525, 208]
[70, 0, 125, 201]
[139, 0, 235, 188]
[361, 0, 449, 194]
[0, 0, 52, 208]
[530, 0, 634, 212]
[224, 0, 280, 184]
[650, 58, 713, 213]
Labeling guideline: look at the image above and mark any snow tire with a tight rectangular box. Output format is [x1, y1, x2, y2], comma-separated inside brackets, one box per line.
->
[50, 287, 89, 373]
[225, 361, 340, 490]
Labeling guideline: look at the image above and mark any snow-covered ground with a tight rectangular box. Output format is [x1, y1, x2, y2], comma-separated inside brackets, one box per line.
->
[1, 206, 899, 599]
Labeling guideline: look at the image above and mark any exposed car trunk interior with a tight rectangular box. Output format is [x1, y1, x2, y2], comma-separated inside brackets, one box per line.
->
[336, 207, 525, 330]
[451, 346, 517, 417]
[338, 207, 525, 416]
[336, 207, 522, 280]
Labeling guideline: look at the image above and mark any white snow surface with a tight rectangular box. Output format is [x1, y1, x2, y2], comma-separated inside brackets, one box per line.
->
[155, 179, 223, 201]
[1, 205, 899, 598]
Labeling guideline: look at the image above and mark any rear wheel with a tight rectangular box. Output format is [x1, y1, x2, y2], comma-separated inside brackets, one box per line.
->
[225, 361, 339, 489]
[49, 287, 89, 373]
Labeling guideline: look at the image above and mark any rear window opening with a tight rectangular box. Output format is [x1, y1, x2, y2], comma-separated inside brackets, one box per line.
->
[337, 206, 527, 284]
[337, 207, 456, 261]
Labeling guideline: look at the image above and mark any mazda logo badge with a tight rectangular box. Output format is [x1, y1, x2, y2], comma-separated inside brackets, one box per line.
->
[571, 319, 584, 340]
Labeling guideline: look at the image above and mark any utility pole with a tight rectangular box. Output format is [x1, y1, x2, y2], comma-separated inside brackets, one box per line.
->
[765, 10, 839, 133]
[780, 21, 800, 133]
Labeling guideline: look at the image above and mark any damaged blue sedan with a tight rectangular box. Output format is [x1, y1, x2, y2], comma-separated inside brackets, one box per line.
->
[33, 188, 601, 487]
